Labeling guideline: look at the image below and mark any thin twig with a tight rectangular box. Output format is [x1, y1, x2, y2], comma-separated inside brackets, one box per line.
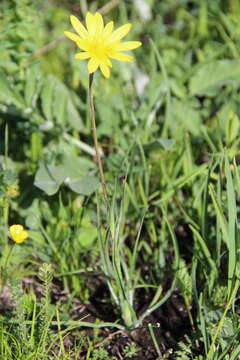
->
[33, 35, 65, 58]
[88, 74, 108, 201]
[98, 0, 120, 14]
[94, 330, 125, 348]
[33, 0, 120, 58]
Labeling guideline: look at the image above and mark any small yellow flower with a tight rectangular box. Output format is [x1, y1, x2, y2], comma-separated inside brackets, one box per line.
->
[6, 185, 19, 198]
[64, 12, 142, 78]
[9, 225, 28, 244]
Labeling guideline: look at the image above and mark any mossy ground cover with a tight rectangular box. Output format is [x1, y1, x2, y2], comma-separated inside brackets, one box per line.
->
[0, 0, 240, 359]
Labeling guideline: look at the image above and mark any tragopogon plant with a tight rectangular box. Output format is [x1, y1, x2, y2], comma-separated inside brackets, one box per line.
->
[64, 12, 168, 329]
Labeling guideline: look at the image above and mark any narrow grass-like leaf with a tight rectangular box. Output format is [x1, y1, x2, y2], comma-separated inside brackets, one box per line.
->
[201, 160, 213, 241]
[233, 158, 240, 197]
[225, 155, 237, 298]
[150, 38, 171, 137]
[130, 212, 146, 274]
[190, 59, 240, 95]
[216, 170, 223, 266]
[190, 225, 218, 274]
[199, 293, 209, 356]
[154, 164, 208, 204]
[209, 184, 229, 247]
[25, 67, 37, 107]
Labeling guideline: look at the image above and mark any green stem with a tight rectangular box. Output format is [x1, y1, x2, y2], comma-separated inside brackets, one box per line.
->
[88, 74, 108, 201]
[0, 243, 16, 292]
[3, 199, 9, 244]
[148, 323, 163, 358]
[3, 243, 15, 271]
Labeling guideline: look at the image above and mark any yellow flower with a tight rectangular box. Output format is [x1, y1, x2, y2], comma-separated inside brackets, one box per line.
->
[9, 225, 28, 244]
[6, 184, 19, 198]
[64, 12, 142, 78]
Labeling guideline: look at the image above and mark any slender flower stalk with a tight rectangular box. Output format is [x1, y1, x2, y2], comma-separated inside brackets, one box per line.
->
[88, 74, 108, 200]
[3, 243, 16, 272]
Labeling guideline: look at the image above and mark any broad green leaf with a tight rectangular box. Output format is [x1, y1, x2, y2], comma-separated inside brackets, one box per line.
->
[66, 99, 83, 131]
[170, 78, 186, 99]
[143, 138, 174, 152]
[76, 217, 97, 249]
[190, 60, 240, 95]
[34, 154, 96, 196]
[53, 81, 67, 125]
[47, 165, 66, 184]
[26, 213, 40, 230]
[170, 98, 201, 135]
[34, 164, 64, 195]
[28, 230, 46, 245]
[68, 176, 99, 195]
[41, 75, 56, 122]
[61, 155, 93, 179]
[25, 66, 37, 107]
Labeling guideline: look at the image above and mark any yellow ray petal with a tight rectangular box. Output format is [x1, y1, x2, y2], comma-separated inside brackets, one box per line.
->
[86, 12, 97, 35]
[88, 57, 100, 73]
[94, 12, 104, 34]
[70, 15, 88, 38]
[114, 41, 142, 51]
[109, 52, 133, 62]
[100, 63, 110, 78]
[18, 230, 28, 243]
[100, 57, 112, 68]
[105, 58, 112, 68]
[76, 39, 90, 51]
[64, 31, 81, 43]
[107, 24, 132, 43]
[102, 21, 114, 37]
[75, 52, 91, 60]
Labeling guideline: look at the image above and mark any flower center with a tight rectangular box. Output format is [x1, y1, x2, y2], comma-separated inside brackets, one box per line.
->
[89, 39, 108, 59]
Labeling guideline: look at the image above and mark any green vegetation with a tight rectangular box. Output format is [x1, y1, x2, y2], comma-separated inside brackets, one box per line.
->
[0, 0, 240, 359]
